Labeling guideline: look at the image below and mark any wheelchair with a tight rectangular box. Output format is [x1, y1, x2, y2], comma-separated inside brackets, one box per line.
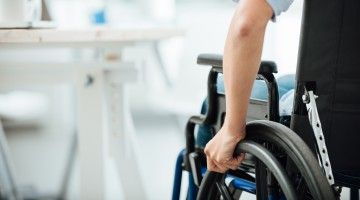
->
[172, 0, 360, 199]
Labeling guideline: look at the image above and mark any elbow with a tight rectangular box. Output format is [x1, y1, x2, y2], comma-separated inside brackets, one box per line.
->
[231, 18, 267, 39]
[235, 21, 253, 38]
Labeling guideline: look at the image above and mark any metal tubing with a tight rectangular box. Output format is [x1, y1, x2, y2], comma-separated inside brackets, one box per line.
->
[172, 149, 186, 200]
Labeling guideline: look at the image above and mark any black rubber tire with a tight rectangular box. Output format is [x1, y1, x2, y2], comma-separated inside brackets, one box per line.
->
[198, 141, 297, 200]
[197, 120, 336, 200]
[245, 120, 335, 200]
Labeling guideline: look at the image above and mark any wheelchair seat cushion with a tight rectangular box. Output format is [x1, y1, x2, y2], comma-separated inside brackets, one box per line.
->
[279, 89, 294, 116]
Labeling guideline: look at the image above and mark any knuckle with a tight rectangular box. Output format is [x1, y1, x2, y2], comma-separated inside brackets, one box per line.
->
[217, 157, 225, 163]
[204, 148, 210, 155]
[204, 149, 208, 155]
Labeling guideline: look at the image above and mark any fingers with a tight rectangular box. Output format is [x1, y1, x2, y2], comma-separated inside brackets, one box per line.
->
[227, 153, 245, 166]
[238, 153, 246, 162]
[206, 154, 244, 172]
[207, 158, 239, 172]
[224, 155, 244, 170]
[213, 159, 230, 173]
[207, 155, 228, 173]
[204, 132, 246, 173]
[229, 153, 245, 170]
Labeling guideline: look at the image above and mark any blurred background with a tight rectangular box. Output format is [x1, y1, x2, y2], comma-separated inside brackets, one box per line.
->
[0, 0, 308, 199]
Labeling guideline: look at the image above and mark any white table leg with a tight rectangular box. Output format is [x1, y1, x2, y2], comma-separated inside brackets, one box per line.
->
[75, 68, 107, 200]
[106, 82, 147, 200]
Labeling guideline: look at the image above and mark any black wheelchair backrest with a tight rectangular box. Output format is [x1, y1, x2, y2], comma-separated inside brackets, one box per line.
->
[291, 0, 360, 187]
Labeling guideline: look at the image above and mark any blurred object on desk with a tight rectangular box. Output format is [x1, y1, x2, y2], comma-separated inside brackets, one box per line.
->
[0, 0, 56, 29]
[0, 0, 42, 23]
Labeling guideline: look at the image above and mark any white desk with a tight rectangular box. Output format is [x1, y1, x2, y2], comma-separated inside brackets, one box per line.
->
[0, 27, 184, 199]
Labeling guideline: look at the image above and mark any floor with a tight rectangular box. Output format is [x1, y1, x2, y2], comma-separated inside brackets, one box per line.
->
[133, 110, 186, 199]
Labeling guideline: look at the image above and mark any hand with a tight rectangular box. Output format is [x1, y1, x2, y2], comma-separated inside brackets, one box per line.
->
[204, 126, 246, 173]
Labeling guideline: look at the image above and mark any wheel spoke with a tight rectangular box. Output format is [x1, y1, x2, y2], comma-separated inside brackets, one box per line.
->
[215, 182, 233, 200]
[255, 160, 268, 200]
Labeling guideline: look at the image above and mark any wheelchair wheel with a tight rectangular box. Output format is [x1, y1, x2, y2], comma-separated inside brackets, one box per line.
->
[197, 120, 336, 200]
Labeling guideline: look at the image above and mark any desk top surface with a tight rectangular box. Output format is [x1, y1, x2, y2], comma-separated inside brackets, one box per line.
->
[0, 26, 185, 44]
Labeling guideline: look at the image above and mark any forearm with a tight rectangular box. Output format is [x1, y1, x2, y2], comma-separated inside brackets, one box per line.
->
[223, 29, 265, 133]
[222, 0, 272, 135]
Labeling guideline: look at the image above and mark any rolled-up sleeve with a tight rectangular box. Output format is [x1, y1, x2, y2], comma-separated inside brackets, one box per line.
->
[232, 0, 294, 21]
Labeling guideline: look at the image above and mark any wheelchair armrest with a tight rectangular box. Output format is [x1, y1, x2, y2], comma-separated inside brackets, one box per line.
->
[197, 53, 278, 74]
[197, 54, 223, 68]
[189, 115, 206, 125]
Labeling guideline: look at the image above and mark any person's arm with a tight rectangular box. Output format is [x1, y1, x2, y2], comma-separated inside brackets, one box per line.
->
[204, 0, 273, 173]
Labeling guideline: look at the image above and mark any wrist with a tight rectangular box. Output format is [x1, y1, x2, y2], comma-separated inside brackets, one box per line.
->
[222, 120, 246, 139]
